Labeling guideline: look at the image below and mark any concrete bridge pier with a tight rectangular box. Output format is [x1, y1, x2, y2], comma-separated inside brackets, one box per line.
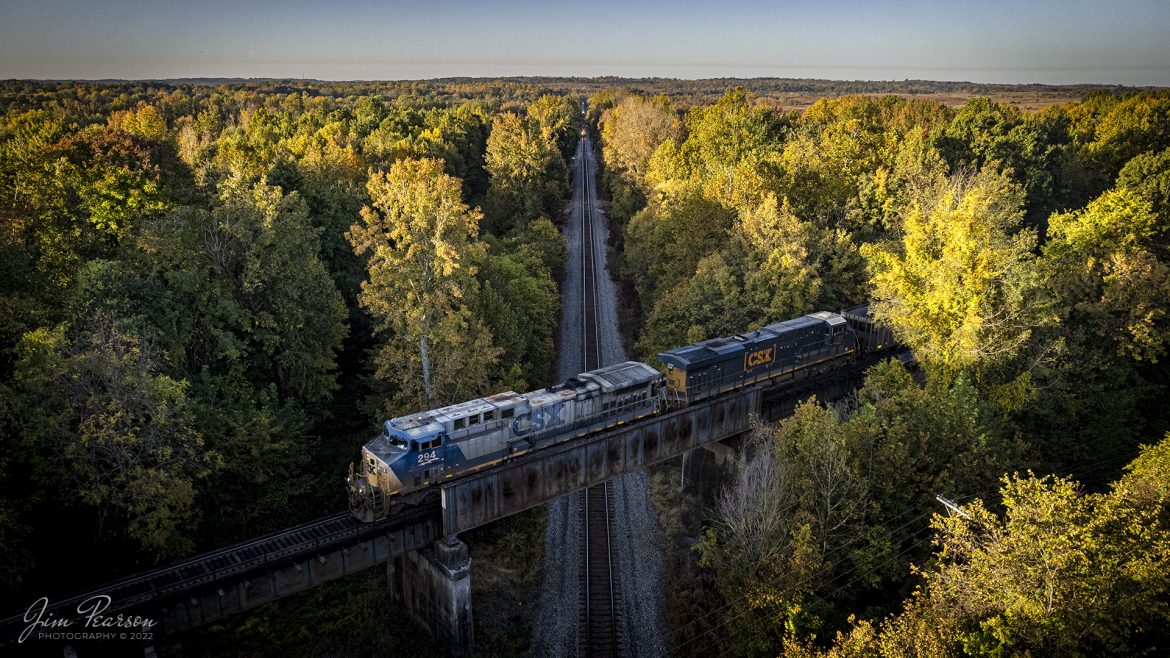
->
[389, 537, 474, 656]
[681, 441, 740, 499]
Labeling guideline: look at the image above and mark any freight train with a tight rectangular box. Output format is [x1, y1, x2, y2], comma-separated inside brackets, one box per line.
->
[346, 307, 892, 522]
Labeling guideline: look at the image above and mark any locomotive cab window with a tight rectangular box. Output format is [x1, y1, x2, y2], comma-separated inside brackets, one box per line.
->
[468, 414, 480, 426]
[501, 408, 514, 419]
[484, 410, 495, 422]
[454, 418, 465, 431]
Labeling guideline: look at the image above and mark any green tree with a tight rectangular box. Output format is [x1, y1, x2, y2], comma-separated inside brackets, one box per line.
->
[637, 252, 750, 357]
[484, 112, 566, 233]
[422, 104, 491, 198]
[137, 175, 348, 538]
[504, 215, 567, 283]
[155, 177, 348, 402]
[702, 358, 1019, 656]
[1086, 93, 1170, 180]
[928, 456, 1170, 656]
[648, 87, 783, 210]
[1045, 188, 1170, 363]
[1117, 147, 1170, 227]
[623, 193, 736, 313]
[599, 93, 680, 225]
[792, 434, 1170, 658]
[937, 97, 1075, 219]
[527, 94, 581, 161]
[0, 110, 68, 356]
[284, 136, 370, 301]
[349, 158, 498, 412]
[11, 315, 215, 557]
[477, 245, 560, 388]
[1020, 188, 1170, 473]
[737, 193, 866, 321]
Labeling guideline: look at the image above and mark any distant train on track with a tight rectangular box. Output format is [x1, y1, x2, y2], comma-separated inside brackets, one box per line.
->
[347, 306, 893, 522]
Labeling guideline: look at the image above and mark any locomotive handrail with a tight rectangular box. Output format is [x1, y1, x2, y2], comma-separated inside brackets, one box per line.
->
[677, 343, 859, 402]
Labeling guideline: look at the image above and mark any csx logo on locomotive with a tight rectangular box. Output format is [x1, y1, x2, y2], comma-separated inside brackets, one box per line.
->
[744, 346, 775, 369]
[511, 402, 566, 436]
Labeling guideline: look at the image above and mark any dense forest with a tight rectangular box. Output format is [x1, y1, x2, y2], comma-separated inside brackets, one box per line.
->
[2, 77, 1169, 657]
[0, 79, 579, 601]
[592, 87, 1170, 655]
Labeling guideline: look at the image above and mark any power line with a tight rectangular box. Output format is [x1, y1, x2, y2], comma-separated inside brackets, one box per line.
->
[662, 431, 1158, 657]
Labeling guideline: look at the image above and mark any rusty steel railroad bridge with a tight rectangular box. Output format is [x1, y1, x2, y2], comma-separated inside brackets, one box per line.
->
[0, 349, 902, 656]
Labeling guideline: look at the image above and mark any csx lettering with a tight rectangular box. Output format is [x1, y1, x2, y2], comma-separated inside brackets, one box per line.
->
[511, 414, 532, 436]
[745, 347, 775, 369]
[511, 403, 565, 437]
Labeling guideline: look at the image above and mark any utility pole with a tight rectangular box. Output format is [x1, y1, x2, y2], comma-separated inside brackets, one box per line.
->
[935, 494, 971, 520]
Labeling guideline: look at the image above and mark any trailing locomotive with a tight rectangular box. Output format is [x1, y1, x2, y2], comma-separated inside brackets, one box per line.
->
[657, 311, 858, 403]
[347, 308, 890, 522]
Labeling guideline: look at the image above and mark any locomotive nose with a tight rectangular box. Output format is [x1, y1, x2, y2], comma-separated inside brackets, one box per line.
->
[382, 462, 404, 493]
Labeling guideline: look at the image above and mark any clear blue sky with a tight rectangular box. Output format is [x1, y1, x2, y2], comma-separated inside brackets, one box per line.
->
[1, 0, 1168, 85]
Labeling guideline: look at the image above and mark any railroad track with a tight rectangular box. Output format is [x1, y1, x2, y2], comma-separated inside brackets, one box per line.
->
[577, 130, 622, 657]
[580, 130, 601, 373]
[580, 480, 621, 657]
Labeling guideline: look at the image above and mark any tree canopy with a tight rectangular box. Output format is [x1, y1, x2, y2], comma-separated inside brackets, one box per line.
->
[0, 80, 568, 598]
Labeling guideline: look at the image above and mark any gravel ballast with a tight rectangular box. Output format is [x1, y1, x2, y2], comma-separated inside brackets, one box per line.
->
[531, 138, 669, 657]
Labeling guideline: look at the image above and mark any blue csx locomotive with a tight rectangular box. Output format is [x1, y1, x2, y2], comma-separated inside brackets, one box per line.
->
[346, 308, 890, 522]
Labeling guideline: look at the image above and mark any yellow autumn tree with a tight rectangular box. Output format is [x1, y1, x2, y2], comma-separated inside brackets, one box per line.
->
[862, 169, 1051, 384]
[348, 158, 498, 413]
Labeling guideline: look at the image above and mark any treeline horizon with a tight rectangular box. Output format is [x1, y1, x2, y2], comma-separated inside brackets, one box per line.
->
[2, 75, 1153, 114]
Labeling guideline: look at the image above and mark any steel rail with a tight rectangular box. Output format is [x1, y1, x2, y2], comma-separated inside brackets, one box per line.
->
[578, 130, 621, 657]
